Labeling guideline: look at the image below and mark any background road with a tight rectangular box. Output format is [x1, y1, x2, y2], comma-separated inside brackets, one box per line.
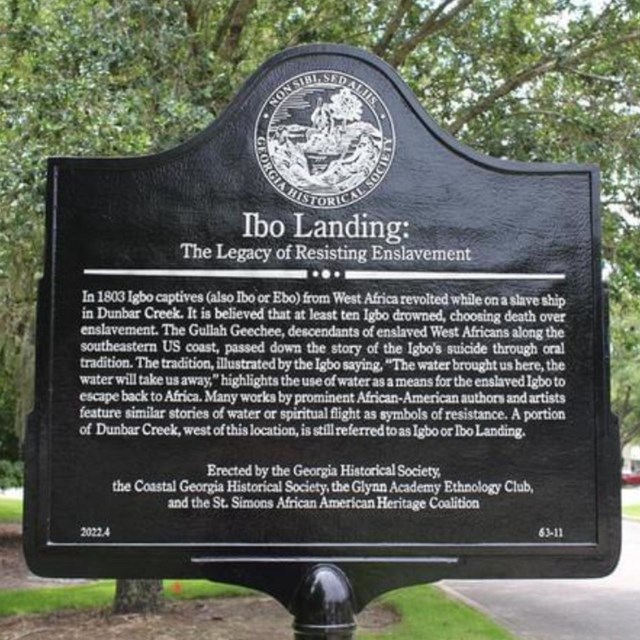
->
[442, 491, 640, 640]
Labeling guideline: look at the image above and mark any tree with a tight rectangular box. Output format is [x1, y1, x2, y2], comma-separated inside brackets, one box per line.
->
[113, 579, 164, 615]
[2, 0, 639, 611]
[329, 88, 364, 130]
[611, 294, 640, 450]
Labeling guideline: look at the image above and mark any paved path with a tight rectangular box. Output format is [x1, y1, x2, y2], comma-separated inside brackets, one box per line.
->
[442, 516, 640, 640]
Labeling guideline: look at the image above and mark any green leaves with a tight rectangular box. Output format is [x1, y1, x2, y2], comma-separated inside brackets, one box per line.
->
[611, 294, 640, 448]
[1, 0, 639, 450]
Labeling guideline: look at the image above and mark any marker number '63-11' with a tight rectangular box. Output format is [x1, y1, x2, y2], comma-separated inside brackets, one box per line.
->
[538, 527, 564, 539]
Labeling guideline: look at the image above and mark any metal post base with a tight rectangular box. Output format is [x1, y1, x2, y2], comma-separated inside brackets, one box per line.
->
[291, 564, 356, 640]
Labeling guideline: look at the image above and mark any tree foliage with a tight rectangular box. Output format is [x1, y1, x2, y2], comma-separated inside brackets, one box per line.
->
[610, 292, 640, 449]
[2, 0, 639, 614]
[1, 1, 639, 440]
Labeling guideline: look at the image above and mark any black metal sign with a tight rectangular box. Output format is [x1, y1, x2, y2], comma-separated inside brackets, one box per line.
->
[25, 44, 620, 611]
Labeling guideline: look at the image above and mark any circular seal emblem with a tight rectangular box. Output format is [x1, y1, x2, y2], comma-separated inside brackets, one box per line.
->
[255, 71, 395, 209]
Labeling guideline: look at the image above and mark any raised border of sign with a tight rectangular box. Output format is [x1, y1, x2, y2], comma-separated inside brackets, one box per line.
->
[24, 44, 621, 610]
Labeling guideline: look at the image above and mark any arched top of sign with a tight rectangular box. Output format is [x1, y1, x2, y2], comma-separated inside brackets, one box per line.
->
[49, 44, 596, 180]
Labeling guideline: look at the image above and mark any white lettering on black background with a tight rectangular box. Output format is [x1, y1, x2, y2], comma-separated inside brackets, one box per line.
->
[71, 275, 572, 541]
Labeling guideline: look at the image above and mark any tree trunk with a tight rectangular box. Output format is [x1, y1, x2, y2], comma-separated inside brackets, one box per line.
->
[113, 579, 164, 614]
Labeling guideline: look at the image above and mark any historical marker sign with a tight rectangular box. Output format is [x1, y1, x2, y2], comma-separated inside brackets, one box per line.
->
[25, 44, 620, 607]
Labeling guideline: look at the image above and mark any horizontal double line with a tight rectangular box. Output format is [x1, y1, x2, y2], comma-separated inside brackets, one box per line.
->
[84, 268, 565, 281]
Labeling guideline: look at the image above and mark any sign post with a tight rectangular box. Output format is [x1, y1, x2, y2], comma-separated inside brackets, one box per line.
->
[25, 44, 620, 634]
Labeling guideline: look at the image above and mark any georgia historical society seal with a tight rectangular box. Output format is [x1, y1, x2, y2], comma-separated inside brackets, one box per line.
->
[255, 71, 395, 209]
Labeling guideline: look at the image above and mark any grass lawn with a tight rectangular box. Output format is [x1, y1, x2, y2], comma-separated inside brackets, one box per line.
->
[0, 497, 22, 523]
[361, 585, 515, 640]
[623, 504, 640, 519]
[0, 580, 515, 640]
[0, 580, 251, 617]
